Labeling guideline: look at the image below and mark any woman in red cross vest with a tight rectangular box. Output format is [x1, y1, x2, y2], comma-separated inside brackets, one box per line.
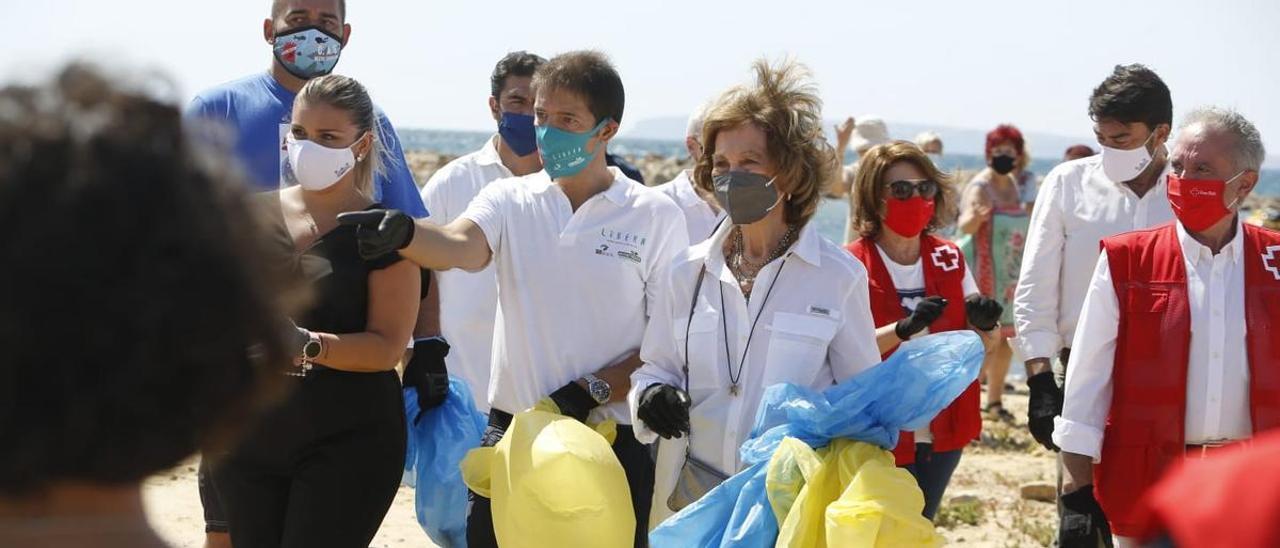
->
[1056, 107, 1279, 547]
[845, 141, 1004, 520]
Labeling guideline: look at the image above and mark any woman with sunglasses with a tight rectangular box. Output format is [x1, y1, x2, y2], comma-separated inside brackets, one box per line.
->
[628, 59, 881, 526]
[846, 141, 1003, 520]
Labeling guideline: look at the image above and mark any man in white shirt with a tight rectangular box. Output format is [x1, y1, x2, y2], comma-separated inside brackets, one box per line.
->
[416, 51, 546, 412]
[339, 51, 689, 548]
[1055, 107, 1277, 547]
[654, 99, 725, 243]
[1013, 64, 1175, 452]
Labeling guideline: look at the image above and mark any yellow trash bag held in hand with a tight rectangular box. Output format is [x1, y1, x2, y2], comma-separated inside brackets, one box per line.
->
[460, 399, 634, 548]
[767, 437, 943, 547]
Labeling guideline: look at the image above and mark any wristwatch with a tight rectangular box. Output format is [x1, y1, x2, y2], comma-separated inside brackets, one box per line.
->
[583, 373, 612, 405]
[302, 332, 323, 362]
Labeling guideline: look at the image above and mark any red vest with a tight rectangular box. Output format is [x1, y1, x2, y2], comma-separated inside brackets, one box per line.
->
[847, 235, 982, 465]
[1096, 222, 1280, 536]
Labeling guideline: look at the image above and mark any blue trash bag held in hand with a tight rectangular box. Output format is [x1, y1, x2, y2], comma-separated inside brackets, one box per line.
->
[403, 376, 487, 548]
[650, 332, 984, 547]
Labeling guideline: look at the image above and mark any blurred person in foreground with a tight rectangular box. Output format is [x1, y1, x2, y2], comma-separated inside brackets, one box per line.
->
[1056, 106, 1276, 547]
[0, 65, 297, 548]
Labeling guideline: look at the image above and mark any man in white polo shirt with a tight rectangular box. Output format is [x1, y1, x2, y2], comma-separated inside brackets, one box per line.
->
[1013, 64, 1175, 453]
[339, 50, 688, 548]
[417, 51, 547, 412]
[654, 99, 724, 243]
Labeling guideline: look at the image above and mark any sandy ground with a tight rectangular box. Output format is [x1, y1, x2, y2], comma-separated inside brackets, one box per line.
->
[142, 389, 1057, 547]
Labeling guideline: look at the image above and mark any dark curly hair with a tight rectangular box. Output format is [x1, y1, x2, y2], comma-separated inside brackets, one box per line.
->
[0, 64, 301, 495]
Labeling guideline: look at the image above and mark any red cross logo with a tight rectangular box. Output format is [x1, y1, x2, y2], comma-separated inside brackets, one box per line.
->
[1264, 245, 1280, 281]
[931, 245, 961, 272]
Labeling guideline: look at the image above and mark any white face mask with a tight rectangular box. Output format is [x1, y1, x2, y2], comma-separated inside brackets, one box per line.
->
[286, 134, 360, 191]
[1099, 131, 1156, 183]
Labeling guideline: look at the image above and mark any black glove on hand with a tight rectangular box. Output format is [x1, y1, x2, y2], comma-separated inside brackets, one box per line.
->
[637, 384, 691, 439]
[404, 338, 450, 420]
[1059, 486, 1114, 548]
[965, 295, 1003, 331]
[549, 381, 599, 423]
[1027, 371, 1064, 452]
[336, 209, 414, 260]
[894, 296, 948, 340]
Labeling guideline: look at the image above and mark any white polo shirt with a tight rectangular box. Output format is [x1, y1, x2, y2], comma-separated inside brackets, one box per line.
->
[1013, 156, 1173, 360]
[419, 136, 511, 412]
[655, 170, 725, 244]
[461, 167, 690, 424]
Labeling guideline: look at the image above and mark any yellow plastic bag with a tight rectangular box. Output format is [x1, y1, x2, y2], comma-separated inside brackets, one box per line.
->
[460, 400, 633, 548]
[768, 438, 943, 548]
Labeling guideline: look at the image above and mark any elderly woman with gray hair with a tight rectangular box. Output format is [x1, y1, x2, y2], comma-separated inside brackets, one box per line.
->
[1054, 105, 1275, 547]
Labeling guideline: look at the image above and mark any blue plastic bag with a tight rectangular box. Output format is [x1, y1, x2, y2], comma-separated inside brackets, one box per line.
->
[403, 376, 487, 548]
[649, 331, 984, 547]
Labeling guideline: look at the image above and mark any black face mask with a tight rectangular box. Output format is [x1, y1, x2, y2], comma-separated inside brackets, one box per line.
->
[991, 154, 1017, 175]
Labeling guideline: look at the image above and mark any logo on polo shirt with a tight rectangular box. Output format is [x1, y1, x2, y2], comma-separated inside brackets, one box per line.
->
[1264, 245, 1280, 281]
[931, 245, 961, 272]
[601, 228, 648, 247]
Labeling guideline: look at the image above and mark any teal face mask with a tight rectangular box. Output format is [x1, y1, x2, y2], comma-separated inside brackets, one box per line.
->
[536, 118, 610, 179]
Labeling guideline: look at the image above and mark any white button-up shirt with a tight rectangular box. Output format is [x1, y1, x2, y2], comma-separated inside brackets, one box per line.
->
[630, 220, 880, 501]
[1054, 220, 1252, 460]
[420, 136, 511, 412]
[655, 170, 725, 244]
[1013, 156, 1174, 360]
[462, 167, 689, 424]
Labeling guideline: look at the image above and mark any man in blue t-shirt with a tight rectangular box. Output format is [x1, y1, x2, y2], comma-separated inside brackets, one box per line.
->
[188, 2, 425, 546]
[185, 0, 426, 217]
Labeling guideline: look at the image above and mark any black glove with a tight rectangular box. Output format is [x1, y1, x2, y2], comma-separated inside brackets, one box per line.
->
[1027, 371, 1063, 452]
[548, 381, 600, 423]
[894, 296, 948, 340]
[637, 384, 691, 439]
[404, 338, 450, 421]
[965, 295, 1003, 331]
[336, 209, 414, 260]
[1059, 486, 1113, 548]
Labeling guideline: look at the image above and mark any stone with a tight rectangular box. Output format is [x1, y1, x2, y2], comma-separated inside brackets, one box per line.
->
[1020, 482, 1057, 502]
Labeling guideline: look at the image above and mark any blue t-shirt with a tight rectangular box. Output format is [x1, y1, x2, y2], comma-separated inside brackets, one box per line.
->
[185, 72, 428, 218]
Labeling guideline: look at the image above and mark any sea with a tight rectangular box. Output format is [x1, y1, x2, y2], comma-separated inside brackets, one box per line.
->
[399, 128, 1280, 246]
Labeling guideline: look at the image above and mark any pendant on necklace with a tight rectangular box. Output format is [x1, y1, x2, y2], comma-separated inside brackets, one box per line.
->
[729, 383, 740, 396]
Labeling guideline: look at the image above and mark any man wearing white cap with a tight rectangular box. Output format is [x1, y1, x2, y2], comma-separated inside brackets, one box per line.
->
[829, 115, 892, 243]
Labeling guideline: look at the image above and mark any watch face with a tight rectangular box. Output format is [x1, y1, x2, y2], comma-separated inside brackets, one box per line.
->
[303, 340, 322, 360]
[589, 378, 611, 404]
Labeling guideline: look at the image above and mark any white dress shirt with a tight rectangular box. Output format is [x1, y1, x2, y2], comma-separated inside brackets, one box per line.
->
[419, 136, 511, 411]
[462, 167, 689, 424]
[1054, 220, 1252, 460]
[655, 170, 725, 244]
[1013, 156, 1174, 360]
[629, 220, 881, 509]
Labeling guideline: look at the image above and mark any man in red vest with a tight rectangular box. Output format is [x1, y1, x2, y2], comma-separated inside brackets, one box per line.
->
[1055, 106, 1275, 547]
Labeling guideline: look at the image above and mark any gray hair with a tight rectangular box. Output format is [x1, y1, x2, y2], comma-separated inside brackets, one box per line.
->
[685, 98, 714, 140]
[1179, 106, 1266, 172]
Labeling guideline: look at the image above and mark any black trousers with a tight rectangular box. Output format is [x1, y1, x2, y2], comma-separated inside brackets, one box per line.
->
[209, 369, 406, 548]
[466, 409, 655, 548]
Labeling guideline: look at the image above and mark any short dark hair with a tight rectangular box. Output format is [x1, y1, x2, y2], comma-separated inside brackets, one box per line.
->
[272, 0, 347, 22]
[491, 51, 546, 98]
[0, 64, 298, 494]
[1088, 64, 1173, 131]
[532, 50, 625, 124]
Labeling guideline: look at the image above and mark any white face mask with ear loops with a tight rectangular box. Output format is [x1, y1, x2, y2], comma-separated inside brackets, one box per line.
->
[286, 134, 363, 191]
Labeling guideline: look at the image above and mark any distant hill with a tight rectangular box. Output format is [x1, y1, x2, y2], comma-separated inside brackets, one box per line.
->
[621, 116, 1097, 161]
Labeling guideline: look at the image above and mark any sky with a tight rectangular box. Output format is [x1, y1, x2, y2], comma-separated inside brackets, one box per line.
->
[6, 0, 1279, 165]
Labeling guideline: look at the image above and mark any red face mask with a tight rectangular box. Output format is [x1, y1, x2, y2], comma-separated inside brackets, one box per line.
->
[1167, 172, 1242, 232]
[884, 196, 936, 237]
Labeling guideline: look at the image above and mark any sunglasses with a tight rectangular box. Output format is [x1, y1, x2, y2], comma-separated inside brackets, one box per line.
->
[886, 179, 939, 201]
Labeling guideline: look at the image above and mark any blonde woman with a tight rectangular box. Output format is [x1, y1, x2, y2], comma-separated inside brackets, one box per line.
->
[629, 59, 881, 524]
